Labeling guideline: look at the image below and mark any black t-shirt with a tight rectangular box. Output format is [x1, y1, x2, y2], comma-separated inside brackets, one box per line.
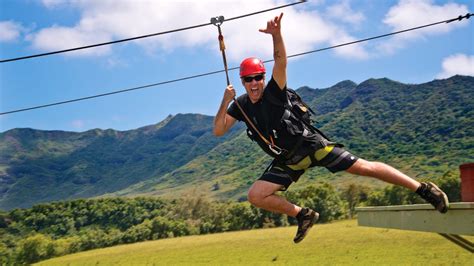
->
[227, 77, 304, 156]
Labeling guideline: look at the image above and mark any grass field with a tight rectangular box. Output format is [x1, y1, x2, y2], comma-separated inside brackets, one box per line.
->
[36, 220, 473, 265]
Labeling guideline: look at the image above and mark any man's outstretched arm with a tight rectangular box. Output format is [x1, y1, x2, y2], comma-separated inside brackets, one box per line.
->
[214, 84, 237, 136]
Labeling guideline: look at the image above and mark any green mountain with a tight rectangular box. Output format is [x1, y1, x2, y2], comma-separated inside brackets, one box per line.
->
[1, 76, 472, 210]
[0, 114, 243, 210]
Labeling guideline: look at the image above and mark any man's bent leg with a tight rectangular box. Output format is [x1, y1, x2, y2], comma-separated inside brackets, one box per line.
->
[247, 180, 301, 217]
[346, 158, 420, 191]
[247, 180, 319, 243]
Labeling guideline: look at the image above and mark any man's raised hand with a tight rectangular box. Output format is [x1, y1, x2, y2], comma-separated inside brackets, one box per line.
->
[259, 12, 284, 35]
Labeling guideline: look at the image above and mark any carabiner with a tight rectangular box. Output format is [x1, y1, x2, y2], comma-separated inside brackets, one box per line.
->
[210, 16, 225, 26]
[268, 144, 282, 155]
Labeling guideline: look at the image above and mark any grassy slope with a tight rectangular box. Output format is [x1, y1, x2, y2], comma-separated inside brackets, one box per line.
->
[36, 220, 473, 265]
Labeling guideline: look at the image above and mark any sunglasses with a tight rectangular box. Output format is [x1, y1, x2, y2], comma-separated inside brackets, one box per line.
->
[242, 74, 264, 83]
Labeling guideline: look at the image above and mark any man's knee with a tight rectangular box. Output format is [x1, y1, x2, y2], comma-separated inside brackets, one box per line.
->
[247, 181, 281, 207]
[247, 186, 264, 207]
[347, 159, 377, 176]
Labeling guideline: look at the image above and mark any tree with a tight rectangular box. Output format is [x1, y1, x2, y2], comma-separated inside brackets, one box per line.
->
[0, 242, 11, 265]
[77, 228, 108, 250]
[122, 220, 152, 243]
[150, 216, 190, 239]
[15, 234, 55, 264]
[0, 212, 9, 228]
[286, 183, 345, 223]
[53, 236, 81, 256]
[341, 183, 369, 218]
[437, 171, 461, 202]
[226, 203, 258, 231]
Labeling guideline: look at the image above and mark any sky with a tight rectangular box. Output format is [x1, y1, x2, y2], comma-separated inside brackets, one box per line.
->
[0, 0, 473, 133]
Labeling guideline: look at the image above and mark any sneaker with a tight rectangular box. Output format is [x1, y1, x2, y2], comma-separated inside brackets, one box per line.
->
[416, 182, 450, 213]
[293, 208, 319, 243]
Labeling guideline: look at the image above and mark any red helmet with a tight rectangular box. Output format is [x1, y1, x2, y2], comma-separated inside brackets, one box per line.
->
[239, 57, 265, 77]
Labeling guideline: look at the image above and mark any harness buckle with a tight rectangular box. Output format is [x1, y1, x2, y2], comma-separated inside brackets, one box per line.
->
[269, 144, 283, 155]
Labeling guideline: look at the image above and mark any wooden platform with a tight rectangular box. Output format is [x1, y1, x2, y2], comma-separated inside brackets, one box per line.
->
[356, 202, 474, 252]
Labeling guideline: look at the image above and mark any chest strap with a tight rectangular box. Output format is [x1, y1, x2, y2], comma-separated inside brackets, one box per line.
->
[234, 99, 286, 155]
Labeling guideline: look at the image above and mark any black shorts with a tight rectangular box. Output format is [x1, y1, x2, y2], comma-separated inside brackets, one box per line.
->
[258, 146, 358, 190]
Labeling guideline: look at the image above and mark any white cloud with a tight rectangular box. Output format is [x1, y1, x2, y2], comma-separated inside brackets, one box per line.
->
[0, 21, 24, 42]
[31, 25, 112, 56]
[41, 0, 68, 9]
[379, 0, 469, 54]
[326, 0, 365, 26]
[437, 54, 474, 79]
[29, 0, 368, 61]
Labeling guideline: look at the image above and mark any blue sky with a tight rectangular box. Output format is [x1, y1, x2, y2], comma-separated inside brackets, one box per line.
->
[0, 0, 473, 132]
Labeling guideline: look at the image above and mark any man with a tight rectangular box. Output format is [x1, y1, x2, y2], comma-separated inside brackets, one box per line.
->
[213, 13, 449, 243]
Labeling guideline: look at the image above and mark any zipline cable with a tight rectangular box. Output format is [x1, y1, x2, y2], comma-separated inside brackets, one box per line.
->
[0, 13, 471, 116]
[0, 0, 306, 63]
[284, 13, 473, 60]
[0, 68, 237, 115]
